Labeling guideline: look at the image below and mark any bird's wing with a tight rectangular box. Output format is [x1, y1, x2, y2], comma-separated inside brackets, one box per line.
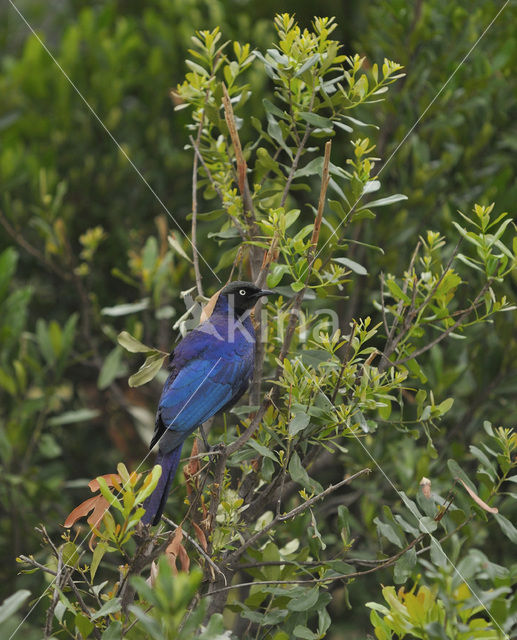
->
[155, 351, 252, 453]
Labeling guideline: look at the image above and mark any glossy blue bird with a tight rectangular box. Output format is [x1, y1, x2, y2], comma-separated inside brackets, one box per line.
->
[142, 281, 274, 525]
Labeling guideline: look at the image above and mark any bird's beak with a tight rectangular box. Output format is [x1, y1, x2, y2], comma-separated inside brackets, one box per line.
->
[250, 288, 275, 304]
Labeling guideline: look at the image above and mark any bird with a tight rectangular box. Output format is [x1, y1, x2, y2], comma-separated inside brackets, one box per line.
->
[141, 280, 274, 525]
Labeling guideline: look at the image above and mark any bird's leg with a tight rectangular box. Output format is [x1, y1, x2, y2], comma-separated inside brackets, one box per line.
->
[199, 424, 211, 453]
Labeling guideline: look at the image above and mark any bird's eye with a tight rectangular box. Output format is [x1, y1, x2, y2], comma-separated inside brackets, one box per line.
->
[239, 289, 246, 296]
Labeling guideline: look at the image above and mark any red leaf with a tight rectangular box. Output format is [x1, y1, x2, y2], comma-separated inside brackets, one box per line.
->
[178, 543, 190, 573]
[87, 496, 110, 529]
[88, 473, 121, 493]
[192, 522, 208, 551]
[64, 496, 99, 528]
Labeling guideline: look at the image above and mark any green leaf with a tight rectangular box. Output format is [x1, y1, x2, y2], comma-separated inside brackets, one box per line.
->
[494, 513, 517, 543]
[385, 278, 410, 304]
[91, 541, 109, 581]
[393, 546, 416, 583]
[129, 353, 167, 387]
[98, 346, 125, 390]
[136, 465, 163, 503]
[288, 452, 322, 493]
[288, 412, 310, 436]
[248, 439, 278, 462]
[0, 590, 31, 624]
[298, 111, 333, 129]
[101, 299, 150, 316]
[288, 587, 319, 611]
[91, 598, 121, 621]
[127, 605, 162, 639]
[429, 535, 448, 568]
[294, 53, 320, 77]
[373, 517, 405, 548]
[96, 476, 124, 513]
[102, 621, 123, 639]
[447, 459, 476, 491]
[75, 613, 94, 638]
[333, 257, 368, 275]
[293, 625, 318, 639]
[117, 331, 154, 353]
[48, 408, 100, 426]
[436, 397, 454, 415]
[199, 613, 226, 639]
[263, 98, 287, 120]
[168, 234, 192, 262]
[364, 194, 408, 209]
[267, 264, 290, 288]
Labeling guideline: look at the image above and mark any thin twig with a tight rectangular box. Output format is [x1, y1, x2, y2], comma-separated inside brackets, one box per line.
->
[0, 209, 71, 280]
[380, 273, 389, 336]
[228, 468, 370, 565]
[191, 95, 209, 298]
[64, 572, 102, 640]
[331, 321, 357, 403]
[392, 278, 493, 367]
[44, 550, 63, 638]
[387, 241, 421, 343]
[205, 445, 229, 556]
[19, 556, 58, 576]
[222, 83, 262, 278]
[205, 532, 426, 596]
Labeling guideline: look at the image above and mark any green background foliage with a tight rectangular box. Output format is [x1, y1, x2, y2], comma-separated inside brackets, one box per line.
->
[1, 0, 516, 638]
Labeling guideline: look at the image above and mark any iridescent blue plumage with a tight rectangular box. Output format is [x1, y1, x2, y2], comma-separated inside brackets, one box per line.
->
[142, 281, 273, 525]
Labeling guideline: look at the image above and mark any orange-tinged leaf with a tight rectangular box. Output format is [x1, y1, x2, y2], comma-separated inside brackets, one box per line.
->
[166, 527, 184, 575]
[88, 474, 121, 492]
[457, 478, 498, 514]
[200, 289, 221, 322]
[192, 522, 208, 551]
[64, 496, 100, 528]
[166, 527, 183, 557]
[87, 496, 110, 529]
[185, 440, 200, 478]
[178, 544, 190, 573]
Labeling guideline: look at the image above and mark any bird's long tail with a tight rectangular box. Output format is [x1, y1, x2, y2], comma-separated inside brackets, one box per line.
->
[142, 444, 183, 526]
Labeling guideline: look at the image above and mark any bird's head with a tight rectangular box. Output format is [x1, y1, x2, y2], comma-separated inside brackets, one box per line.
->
[219, 281, 275, 315]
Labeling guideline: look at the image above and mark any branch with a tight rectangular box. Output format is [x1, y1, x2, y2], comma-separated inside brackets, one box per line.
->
[227, 468, 370, 565]
[64, 572, 102, 640]
[44, 550, 64, 639]
[279, 125, 312, 208]
[392, 278, 493, 367]
[222, 83, 262, 278]
[205, 532, 426, 597]
[0, 209, 71, 281]
[190, 95, 209, 298]
[205, 444, 229, 556]
[230, 140, 333, 453]
[250, 234, 280, 405]
[385, 240, 421, 347]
